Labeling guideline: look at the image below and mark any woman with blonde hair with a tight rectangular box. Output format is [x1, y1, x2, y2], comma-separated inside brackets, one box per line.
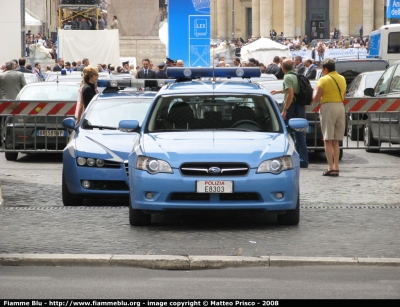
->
[75, 66, 99, 125]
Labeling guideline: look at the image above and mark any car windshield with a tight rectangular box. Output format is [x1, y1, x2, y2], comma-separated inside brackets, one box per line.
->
[18, 84, 80, 100]
[82, 98, 152, 129]
[146, 94, 282, 133]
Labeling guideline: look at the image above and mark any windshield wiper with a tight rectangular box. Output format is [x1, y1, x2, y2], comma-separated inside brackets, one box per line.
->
[84, 125, 117, 130]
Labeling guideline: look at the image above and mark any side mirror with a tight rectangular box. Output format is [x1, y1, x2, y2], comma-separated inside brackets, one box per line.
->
[62, 117, 76, 130]
[364, 88, 375, 97]
[119, 120, 139, 132]
[288, 118, 309, 133]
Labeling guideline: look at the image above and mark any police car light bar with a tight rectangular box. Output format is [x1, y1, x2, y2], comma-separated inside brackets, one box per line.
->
[166, 67, 261, 79]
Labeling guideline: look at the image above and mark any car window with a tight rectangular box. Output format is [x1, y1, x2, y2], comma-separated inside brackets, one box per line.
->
[365, 72, 383, 89]
[18, 84, 80, 100]
[83, 98, 152, 128]
[146, 94, 282, 133]
[347, 75, 362, 94]
[374, 65, 396, 96]
[388, 64, 400, 93]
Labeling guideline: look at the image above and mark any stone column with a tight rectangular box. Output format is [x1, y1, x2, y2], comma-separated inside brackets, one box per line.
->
[217, 0, 227, 40]
[252, 0, 260, 38]
[374, 0, 385, 28]
[284, 0, 295, 38]
[260, 0, 272, 38]
[338, 0, 350, 37]
[363, 0, 374, 37]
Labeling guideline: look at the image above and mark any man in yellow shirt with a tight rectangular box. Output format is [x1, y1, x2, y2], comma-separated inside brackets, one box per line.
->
[313, 58, 346, 176]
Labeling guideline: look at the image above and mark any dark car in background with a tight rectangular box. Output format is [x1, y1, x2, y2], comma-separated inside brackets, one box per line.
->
[2, 81, 80, 161]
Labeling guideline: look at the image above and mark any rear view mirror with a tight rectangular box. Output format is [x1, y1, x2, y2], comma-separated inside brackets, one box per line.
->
[364, 88, 375, 97]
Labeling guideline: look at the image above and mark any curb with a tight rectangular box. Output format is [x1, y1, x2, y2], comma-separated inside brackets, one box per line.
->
[1, 254, 399, 269]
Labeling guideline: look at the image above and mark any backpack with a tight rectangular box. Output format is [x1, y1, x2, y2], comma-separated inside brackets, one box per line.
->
[287, 72, 313, 106]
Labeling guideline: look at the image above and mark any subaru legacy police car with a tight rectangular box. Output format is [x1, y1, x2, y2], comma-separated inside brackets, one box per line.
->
[119, 68, 309, 226]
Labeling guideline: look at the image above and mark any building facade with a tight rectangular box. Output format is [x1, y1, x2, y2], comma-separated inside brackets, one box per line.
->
[211, 0, 385, 41]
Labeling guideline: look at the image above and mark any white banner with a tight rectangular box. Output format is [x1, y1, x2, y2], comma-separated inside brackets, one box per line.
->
[291, 48, 369, 60]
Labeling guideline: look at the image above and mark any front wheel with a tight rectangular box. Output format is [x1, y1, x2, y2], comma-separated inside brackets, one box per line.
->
[364, 124, 380, 153]
[62, 171, 83, 206]
[5, 152, 18, 161]
[277, 193, 300, 226]
[129, 199, 151, 226]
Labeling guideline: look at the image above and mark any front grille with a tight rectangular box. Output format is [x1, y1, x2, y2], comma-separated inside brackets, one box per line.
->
[83, 180, 129, 191]
[170, 193, 210, 201]
[180, 163, 249, 176]
[169, 192, 259, 201]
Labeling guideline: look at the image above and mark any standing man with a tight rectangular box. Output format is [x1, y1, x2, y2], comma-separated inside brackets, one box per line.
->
[312, 58, 346, 176]
[33, 62, 45, 80]
[136, 59, 156, 79]
[294, 56, 305, 75]
[53, 58, 64, 71]
[233, 57, 241, 67]
[110, 16, 118, 29]
[265, 56, 280, 74]
[156, 62, 167, 79]
[303, 58, 317, 79]
[76, 58, 89, 71]
[122, 61, 131, 74]
[270, 59, 309, 168]
[98, 16, 105, 30]
[15, 58, 32, 73]
[0, 61, 27, 100]
[176, 60, 184, 67]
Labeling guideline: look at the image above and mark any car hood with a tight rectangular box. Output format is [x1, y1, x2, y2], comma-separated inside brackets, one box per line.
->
[75, 129, 138, 162]
[141, 131, 290, 168]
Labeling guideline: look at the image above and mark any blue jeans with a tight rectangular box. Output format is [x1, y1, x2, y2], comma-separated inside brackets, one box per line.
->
[285, 103, 309, 168]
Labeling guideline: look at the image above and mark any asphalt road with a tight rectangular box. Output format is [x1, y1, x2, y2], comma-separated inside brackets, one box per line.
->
[0, 146, 399, 259]
[1, 266, 400, 299]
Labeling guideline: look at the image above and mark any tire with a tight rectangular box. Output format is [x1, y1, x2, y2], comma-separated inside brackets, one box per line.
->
[129, 199, 151, 226]
[5, 152, 18, 161]
[277, 193, 300, 226]
[364, 124, 380, 153]
[347, 114, 364, 141]
[62, 171, 83, 206]
[339, 148, 343, 161]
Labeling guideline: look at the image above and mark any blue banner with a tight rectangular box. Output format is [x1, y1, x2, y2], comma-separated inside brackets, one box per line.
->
[386, 0, 400, 18]
[168, 0, 210, 67]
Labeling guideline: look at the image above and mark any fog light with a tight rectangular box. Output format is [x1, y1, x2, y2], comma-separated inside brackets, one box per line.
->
[77, 157, 86, 166]
[82, 180, 91, 189]
[145, 192, 154, 199]
[275, 192, 283, 199]
[87, 158, 96, 166]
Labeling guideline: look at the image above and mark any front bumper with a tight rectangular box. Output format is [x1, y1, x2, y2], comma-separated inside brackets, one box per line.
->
[63, 156, 129, 197]
[129, 167, 300, 212]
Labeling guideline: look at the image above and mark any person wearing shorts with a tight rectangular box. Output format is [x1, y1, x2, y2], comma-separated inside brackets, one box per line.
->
[313, 58, 346, 176]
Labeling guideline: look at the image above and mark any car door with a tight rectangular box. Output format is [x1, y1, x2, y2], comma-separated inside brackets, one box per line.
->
[384, 64, 400, 142]
[372, 64, 398, 141]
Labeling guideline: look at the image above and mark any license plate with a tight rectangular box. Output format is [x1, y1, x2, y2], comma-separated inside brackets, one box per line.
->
[36, 130, 66, 137]
[196, 180, 233, 193]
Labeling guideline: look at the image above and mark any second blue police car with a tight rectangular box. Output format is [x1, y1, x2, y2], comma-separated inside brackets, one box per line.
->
[120, 68, 309, 226]
[61, 79, 161, 206]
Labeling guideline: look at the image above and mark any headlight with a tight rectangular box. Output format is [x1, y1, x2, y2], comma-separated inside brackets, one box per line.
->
[136, 156, 173, 174]
[87, 158, 96, 166]
[96, 159, 105, 167]
[77, 157, 87, 166]
[256, 156, 293, 174]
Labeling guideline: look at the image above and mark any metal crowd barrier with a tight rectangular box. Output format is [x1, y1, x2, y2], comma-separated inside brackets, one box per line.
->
[305, 97, 400, 151]
[0, 100, 76, 154]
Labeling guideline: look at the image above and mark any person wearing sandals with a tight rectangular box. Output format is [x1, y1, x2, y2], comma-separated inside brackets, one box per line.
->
[312, 58, 346, 176]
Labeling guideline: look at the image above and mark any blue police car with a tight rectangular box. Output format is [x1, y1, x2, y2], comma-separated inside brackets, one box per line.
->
[120, 68, 309, 226]
[61, 80, 160, 206]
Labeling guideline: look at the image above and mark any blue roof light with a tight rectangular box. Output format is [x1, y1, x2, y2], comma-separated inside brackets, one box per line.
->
[166, 67, 261, 79]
